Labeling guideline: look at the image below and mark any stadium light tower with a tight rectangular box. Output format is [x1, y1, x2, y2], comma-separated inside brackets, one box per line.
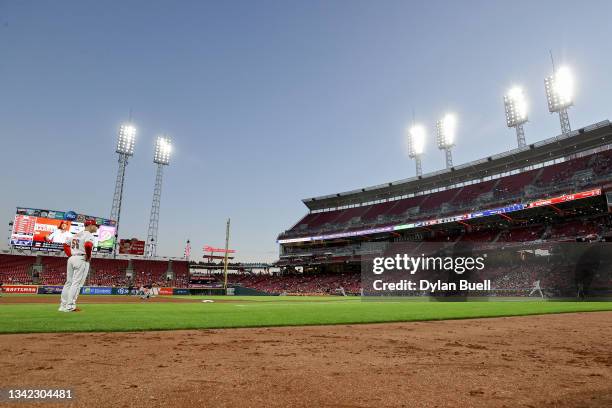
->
[545, 65, 574, 135]
[504, 86, 528, 148]
[110, 123, 136, 256]
[436, 113, 456, 169]
[407, 124, 426, 176]
[146, 135, 172, 258]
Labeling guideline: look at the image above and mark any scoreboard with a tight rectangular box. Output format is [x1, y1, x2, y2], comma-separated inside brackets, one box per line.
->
[10, 207, 117, 253]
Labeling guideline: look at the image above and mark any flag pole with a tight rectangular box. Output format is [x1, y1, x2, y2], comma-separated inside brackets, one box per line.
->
[184, 239, 191, 261]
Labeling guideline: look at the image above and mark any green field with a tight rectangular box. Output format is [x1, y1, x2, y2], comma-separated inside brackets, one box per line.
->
[1, 295, 612, 334]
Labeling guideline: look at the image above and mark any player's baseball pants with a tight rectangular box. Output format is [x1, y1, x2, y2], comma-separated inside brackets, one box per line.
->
[60, 256, 90, 310]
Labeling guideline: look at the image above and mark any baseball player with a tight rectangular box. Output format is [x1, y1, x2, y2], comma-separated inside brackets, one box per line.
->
[140, 285, 153, 300]
[58, 219, 98, 312]
[529, 279, 544, 299]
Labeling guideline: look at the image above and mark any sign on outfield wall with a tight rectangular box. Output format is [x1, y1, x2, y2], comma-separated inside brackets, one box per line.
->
[113, 287, 140, 295]
[38, 285, 63, 294]
[3, 285, 38, 294]
[80, 287, 113, 295]
[158, 287, 173, 295]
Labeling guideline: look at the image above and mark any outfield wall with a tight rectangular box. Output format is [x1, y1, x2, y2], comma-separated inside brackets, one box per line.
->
[1, 285, 238, 296]
[2, 285, 187, 296]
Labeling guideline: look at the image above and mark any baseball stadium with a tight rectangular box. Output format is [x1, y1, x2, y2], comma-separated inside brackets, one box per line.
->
[3, 2, 612, 408]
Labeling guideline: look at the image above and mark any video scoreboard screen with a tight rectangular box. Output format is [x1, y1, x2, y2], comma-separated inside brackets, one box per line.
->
[10, 207, 117, 253]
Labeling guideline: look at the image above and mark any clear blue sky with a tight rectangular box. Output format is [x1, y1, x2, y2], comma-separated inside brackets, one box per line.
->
[1, 0, 611, 261]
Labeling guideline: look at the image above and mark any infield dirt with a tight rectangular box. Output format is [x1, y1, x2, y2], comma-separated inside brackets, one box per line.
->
[1, 312, 611, 408]
[0, 312, 612, 407]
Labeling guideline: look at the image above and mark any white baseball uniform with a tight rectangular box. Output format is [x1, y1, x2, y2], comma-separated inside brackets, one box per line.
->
[529, 280, 544, 299]
[59, 230, 94, 311]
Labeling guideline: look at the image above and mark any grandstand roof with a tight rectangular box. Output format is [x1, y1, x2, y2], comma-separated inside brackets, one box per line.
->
[303, 120, 612, 211]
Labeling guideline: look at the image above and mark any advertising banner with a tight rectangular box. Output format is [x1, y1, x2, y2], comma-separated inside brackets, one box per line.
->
[173, 288, 190, 295]
[527, 188, 601, 209]
[3, 285, 38, 294]
[119, 238, 146, 255]
[80, 287, 113, 295]
[113, 287, 140, 295]
[38, 285, 64, 294]
[158, 287, 173, 295]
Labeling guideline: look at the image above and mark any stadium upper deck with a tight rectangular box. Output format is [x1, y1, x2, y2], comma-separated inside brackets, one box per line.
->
[278, 121, 612, 246]
[305, 120, 611, 211]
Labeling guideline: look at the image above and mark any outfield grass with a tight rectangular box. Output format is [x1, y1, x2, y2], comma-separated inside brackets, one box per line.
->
[1, 295, 612, 334]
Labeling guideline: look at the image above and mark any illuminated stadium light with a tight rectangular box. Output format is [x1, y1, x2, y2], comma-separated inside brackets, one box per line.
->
[407, 124, 426, 176]
[153, 136, 172, 165]
[436, 114, 456, 149]
[504, 87, 528, 127]
[408, 125, 426, 157]
[436, 113, 456, 169]
[545, 65, 574, 135]
[116, 124, 136, 156]
[545, 66, 574, 112]
[504, 87, 528, 148]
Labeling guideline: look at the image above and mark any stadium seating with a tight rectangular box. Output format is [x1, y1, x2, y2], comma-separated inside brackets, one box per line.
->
[0, 254, 35, 284]
[550, 219, 601, 239]
[331, 206, 370, 225]
[459, 229, 499, 242]
[497, 225, 545, 242]
[40, 256, 68, 284]
[591, 149, 612, 177]
[168, 260, 190, 287]
[281, 148, 612, 239]
[385, 196, 427, 217]
[452, 179, 498, 207]
[228, 271, 361, 295]
[88, 258, 129, 287]
[419, 188, 461, 212]
[493, 169, 538, 199]
[132, 259, 171, 286]
[305, 211, 343, 229]
[537, 156, 590, 185]
[361, 200, 399, 223]
[0, 254, 190, 288]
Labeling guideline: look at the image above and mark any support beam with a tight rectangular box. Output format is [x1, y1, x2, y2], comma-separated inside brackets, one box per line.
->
[146, 164, 164, 258]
